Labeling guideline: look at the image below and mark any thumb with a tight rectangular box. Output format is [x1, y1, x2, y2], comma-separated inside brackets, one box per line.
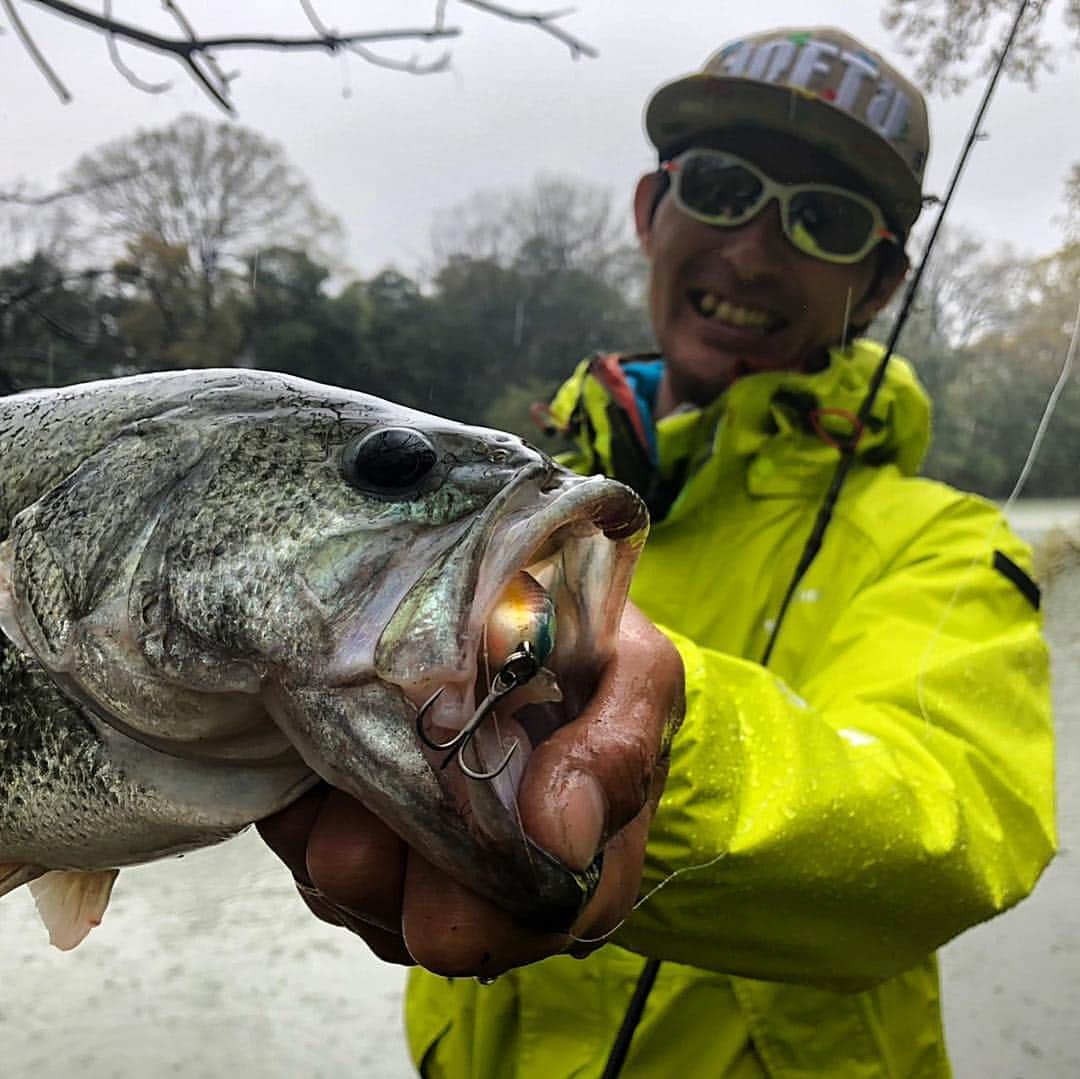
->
[517, 602, 683, 871]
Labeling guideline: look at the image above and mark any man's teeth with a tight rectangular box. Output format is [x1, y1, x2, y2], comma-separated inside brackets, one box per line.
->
[696, 292, 778, 330]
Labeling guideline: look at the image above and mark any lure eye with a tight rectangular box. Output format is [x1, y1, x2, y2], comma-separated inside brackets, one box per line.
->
[342, 427, 439, 494]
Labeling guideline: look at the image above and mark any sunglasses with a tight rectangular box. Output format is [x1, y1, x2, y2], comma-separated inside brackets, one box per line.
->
[662, 149, 899, 265]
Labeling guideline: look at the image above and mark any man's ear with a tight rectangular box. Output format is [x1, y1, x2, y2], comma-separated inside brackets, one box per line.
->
[633, 173, 662, 254]
[851, 248, 910, 326]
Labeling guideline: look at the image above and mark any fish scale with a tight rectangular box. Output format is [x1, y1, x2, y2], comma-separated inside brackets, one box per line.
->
[1, 640, 147, 863]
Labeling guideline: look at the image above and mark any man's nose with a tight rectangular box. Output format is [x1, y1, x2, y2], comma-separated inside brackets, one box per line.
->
[716, 199, 788, 279]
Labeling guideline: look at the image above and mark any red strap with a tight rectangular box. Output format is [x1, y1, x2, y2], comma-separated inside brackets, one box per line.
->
[593, 353, 652, 454]
[809, 407, 863, 452]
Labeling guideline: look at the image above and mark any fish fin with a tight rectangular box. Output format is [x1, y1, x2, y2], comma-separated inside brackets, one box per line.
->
[0, 862, 45, 898]
[0, 540, 34, 656]
[28, 869, 119, 950]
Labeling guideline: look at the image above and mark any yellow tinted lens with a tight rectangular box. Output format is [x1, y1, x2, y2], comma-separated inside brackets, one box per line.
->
[786, 190, 876, 259]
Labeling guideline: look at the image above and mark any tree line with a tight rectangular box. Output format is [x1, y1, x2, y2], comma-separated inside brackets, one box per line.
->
[1, 114, 1076, 497]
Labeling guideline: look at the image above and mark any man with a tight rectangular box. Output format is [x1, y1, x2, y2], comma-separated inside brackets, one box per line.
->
[259, 27, 1056, 1076]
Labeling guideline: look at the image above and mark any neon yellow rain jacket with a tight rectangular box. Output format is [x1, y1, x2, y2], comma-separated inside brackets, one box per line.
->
[406, 340, 1056, 1077]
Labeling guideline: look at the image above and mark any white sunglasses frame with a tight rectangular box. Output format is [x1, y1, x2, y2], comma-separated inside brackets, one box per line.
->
[661, 149, 899, 265]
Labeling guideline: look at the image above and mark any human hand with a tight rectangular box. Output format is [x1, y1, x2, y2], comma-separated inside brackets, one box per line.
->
[256, 600, 683, 977]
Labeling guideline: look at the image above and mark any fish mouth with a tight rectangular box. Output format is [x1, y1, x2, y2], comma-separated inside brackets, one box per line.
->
[379, 471, 648, 812]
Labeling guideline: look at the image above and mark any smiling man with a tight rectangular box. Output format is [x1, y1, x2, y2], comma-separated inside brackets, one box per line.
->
[639, 125, 909, 407]
[261, 27, 1056, 1078]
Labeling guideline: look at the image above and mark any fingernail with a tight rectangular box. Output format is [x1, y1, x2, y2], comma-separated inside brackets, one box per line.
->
[561, 771, 606, 872]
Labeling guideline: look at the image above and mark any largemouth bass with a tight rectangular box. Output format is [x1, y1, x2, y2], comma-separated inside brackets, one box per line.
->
[0, 370, 647, 949]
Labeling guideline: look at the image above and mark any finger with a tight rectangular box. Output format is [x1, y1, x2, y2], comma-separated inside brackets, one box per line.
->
[401, 851, 568, 977]
[305, 789, 408, 936]
[256, 783, 332, 885]
[295, 880, 346, 926]
[258, 785, 412, 956]
[355, 924, 415, 966]
[566, 766, 665, 955]
[296, 880, 415, 966]
[519, 603, 683, 870]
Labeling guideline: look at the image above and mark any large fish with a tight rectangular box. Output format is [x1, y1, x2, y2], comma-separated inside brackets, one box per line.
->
[0, 370, 647, 949]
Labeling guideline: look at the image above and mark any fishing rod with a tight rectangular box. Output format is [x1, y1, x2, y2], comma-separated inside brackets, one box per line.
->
[760, 0, 1035, 665]
[602, 3, 1036, 1076]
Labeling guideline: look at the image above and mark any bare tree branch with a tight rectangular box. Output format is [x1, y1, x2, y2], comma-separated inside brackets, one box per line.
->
[1, 0, 71, 102]
[459, 0, 597, 59]
[298, 0, 329, 35]
[160, 0, 235, 113]
[298, 0, 450, 76]
[104, 0, 172, 96]
[21, 1, 459, 52]
[341, 41, 451, 76]
[0, 170, 141, 206]
[5, 1, 595, 111]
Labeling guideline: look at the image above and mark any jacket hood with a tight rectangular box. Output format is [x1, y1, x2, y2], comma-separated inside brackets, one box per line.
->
[546, 339, 932, 519]
[708, 338, 931, 490]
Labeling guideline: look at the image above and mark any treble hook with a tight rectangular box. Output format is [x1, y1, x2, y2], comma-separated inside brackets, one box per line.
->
[415, 641, 540, 781]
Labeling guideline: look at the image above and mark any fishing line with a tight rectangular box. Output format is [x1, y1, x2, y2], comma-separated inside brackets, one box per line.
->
[760, 0, 1033, 667]
[914, 288, 1079, 726]
[601, 5, 1035, 1077]
[1001, 295, 1079, 511]
[568, 850, 730, 948]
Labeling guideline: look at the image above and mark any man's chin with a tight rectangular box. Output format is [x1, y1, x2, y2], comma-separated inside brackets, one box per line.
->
[661, 339, 805, 409]
[659, 354, 740, 409]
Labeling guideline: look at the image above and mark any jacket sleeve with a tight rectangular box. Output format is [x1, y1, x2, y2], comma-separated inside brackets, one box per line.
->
[614, 498, 1057, 992]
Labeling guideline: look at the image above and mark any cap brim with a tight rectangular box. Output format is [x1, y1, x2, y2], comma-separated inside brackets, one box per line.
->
[646, 74, 922, 231]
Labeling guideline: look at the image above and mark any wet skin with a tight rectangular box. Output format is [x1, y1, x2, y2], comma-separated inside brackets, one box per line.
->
[635, 129, 909, 416]
[258, 602, 682, 976]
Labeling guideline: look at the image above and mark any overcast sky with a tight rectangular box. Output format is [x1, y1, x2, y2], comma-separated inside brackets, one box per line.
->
[3, 0, 1078, 276]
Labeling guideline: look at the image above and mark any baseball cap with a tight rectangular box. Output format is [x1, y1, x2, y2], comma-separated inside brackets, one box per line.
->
[645, 28, 930, 232]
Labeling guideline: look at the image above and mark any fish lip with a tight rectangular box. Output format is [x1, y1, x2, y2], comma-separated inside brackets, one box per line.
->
[476, 471, 650, 610]
[477, 470, 648, 691]
[385, 469, 649, 714]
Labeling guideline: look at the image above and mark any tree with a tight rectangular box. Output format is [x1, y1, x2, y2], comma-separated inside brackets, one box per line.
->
[873, 226, 1025, 371]
[881, 0, 1080, 93]
[876, 1, 1079, 498]
[1064, 163, 1080, 238]
[241, 246, 360, 386]
[993, 240, 1080, 496]
[0, 252, 128, 388]
[0, 182, 79, 268]
[67, 114, 339, 329]
[424, 178, 653, 427]
[111, 233, 246, 368]
[880, 237, 1080, 497]
[425, 175, 650, 414]
[348, 268, 450, 411]
[3, 1, 595, 113]
[431, 175, 646, 300]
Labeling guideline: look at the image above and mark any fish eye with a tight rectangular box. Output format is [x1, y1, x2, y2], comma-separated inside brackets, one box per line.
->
[342, 427, 439, 495]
